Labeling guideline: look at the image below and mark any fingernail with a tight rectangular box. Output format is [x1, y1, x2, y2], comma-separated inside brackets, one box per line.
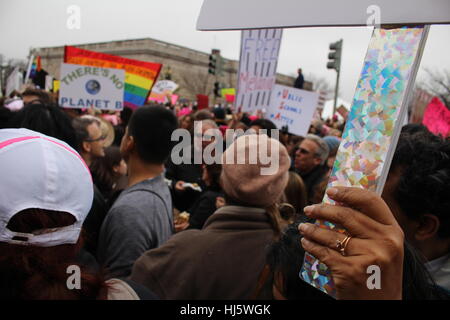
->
[303, 205, 315, 215]
[298, 223, 310, 234]
[301, 237, 311, 248]
[327, 188, 338, 197]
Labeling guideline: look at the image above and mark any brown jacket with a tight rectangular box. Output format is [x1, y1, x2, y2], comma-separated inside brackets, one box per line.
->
[130, 205, 276, 299]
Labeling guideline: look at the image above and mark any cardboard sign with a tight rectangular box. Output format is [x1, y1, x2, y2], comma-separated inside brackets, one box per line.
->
[235, 28, 282, 113]
[266, 85, 319, 137]
[59, 63, 124, 111]
[197, 0, 450, 30]
[423, 97, 450, 137]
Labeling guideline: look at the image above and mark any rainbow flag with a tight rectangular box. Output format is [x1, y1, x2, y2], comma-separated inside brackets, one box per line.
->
[29, 56, 41, 79]
[64, 46, 162, 109]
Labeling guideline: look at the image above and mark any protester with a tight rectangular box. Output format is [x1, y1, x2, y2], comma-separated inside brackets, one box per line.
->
[179, 113, 194, 133]
[130, 133, 290, 299]
[249, 118, 278, 138]
[294, 134, 330, 204]
[382, 125, 450, 291]
[90, 145, 128, 205]
[21, 88, 53, 105]
[97, 105, 178, 278]
[165, 119, 220, 212]
[72, 115, 108, 256]
[299, 186, 405, 299]
[323, 136, 340, 168]
[72, 115, 106, 166]
[265, 219, 449, 300]
[282, 171, 308, 220]
[0, 128, 155, 299]
[294, 68, 304, 89]
[175, 163, 224, 231]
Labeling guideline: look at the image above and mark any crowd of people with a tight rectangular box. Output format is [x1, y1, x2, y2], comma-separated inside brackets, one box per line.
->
[0, 87, 449, 300]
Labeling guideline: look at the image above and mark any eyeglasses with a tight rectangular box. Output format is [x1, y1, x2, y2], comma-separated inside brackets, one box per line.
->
[298, 147, 312, 155]
[85, 134, 106, 142]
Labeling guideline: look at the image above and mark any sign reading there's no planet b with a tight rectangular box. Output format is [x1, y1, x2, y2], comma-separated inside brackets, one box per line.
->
[59, 63, 125, 110]
[266, 84, 319, 137]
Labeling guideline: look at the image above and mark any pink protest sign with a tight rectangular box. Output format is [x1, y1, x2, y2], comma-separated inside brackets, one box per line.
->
[423, 97, 450, 137]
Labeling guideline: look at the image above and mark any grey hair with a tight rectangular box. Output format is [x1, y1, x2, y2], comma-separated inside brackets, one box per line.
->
[305, 134, 329, 165]
[201, 119, 218, 129]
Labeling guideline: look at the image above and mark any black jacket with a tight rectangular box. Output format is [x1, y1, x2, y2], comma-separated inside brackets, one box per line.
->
[187, 187, 224, 229]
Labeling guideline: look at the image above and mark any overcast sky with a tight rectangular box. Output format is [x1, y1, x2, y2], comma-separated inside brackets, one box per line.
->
[0, 0, 449, 102]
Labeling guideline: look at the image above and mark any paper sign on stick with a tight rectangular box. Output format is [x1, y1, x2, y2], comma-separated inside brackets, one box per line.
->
[59, 63, 124, 111]
[266, 85, 319, 137]
[235, 28, 282, 113]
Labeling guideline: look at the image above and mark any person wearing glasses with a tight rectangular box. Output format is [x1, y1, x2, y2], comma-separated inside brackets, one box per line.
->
[72, 115, 108, 256]
[294, 134, 330, 205]
[72, 115, 107, 167]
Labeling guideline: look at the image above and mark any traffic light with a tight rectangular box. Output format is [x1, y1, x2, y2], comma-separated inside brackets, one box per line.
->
[327, 39, 343, 71]
[209, 54, 217, 75]
[213, 81, 221, 97]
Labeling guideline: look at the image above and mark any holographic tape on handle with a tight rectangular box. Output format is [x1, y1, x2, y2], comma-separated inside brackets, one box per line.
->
[299, 26, 430, 298]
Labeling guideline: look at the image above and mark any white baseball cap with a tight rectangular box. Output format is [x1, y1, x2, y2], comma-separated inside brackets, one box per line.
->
[0, 128, 93, 247]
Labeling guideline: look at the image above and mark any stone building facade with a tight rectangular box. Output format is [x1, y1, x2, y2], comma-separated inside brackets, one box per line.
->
[34, 37, 312, 103]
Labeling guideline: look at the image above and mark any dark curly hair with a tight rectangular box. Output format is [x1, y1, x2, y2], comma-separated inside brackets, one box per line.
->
[391, 124, 450, 238]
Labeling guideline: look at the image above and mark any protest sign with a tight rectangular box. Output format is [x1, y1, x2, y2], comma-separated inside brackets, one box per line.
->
[53, 80, 60, 92]
[6, 67, 23, 97]
[235, 28, 282, 113]
[197, 0, 450, 30]
[58, 63, 124, 111]
[336, 105, 349, 120]
[152, 80, 178, 94]
[45, 75, 53, 92]
[423, 97, 450, 137]
[266, 84, 319, 137]
[197, 94, 209, 110]
[65, 46, 162, 109]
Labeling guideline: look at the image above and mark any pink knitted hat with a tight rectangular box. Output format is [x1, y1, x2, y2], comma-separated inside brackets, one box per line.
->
[221, 134, 290, 207]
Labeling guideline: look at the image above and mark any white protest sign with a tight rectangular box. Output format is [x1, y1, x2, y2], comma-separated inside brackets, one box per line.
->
[197, 0, 450, 30]
[235, 28, 282, 113]
[59, 63, 124, 110]
[152, 80, 178, 94]
[6, 67, 23, 97]
[266, 84, 319, 137]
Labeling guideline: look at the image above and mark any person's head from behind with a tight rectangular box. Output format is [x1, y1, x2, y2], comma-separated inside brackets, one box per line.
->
[265, 221, 331, 300]
[294, 134, 329, 174]
[220, 134, 290, 236]
[382, 125, 450, 262]
[282, 172, 307, 218]
[0, 128, 99, 299]
[194, 119, 220, 151]
[90, 146, 127, 195]
[201, 163, 222, 189]
[249, 118, 278, 138]
[120, 105, 178, 165]
[298, 68, 302, 75]
[21, 88, 52, 106]
[72, 115, 106, 165]
[8, 103, 78, 150]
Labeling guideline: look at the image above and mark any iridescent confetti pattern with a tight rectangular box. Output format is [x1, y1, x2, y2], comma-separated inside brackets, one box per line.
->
[300, 27, 426, 298]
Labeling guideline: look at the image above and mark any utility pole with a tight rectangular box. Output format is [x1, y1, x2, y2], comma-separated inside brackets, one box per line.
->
[327, 39, 343, 116]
